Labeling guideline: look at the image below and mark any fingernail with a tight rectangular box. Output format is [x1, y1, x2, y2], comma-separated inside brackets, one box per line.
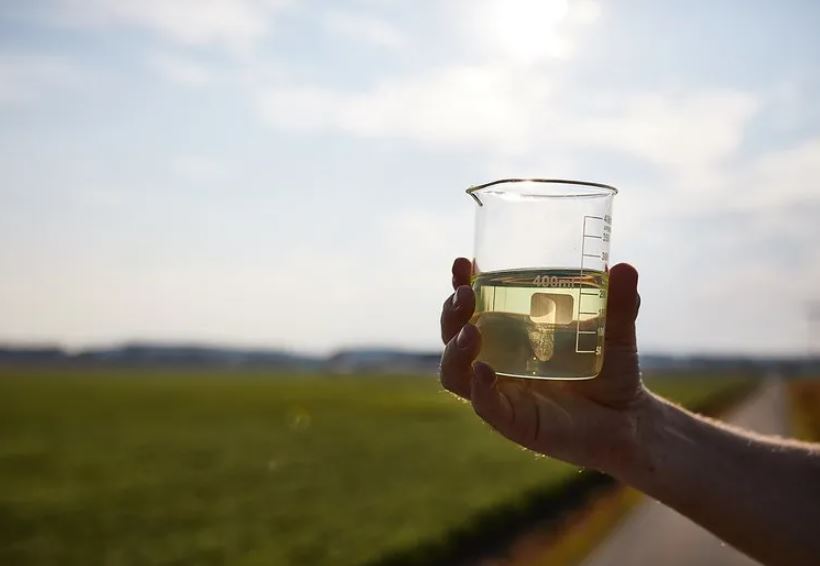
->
[452, 286, 468, 309]
[456, 326, 472, 349]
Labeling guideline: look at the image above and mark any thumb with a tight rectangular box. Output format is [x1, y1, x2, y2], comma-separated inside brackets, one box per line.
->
[605, 263, 640, 351]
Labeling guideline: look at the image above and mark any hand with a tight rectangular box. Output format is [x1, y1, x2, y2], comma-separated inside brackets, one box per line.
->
[440, 258, 647, 474]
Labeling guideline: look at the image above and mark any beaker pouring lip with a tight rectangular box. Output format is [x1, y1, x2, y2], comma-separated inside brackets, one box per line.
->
[466, 178, 618, 206]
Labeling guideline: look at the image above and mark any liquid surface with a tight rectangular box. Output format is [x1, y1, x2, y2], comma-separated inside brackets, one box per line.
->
[470, 269, 608, 380]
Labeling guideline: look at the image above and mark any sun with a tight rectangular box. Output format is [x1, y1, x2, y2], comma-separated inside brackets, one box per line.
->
[474, 0, 572, 64]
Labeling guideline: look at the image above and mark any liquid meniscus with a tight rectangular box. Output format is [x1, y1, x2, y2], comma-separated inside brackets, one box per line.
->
[470, 268, 608, 380]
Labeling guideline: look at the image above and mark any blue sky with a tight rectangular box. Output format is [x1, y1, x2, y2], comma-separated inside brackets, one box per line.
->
[1, 0, 819, 355]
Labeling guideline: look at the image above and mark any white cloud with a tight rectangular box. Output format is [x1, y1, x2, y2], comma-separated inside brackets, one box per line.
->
[256, 65, 552, 151]
[52, 0, 289, 52]
[0, 55, 78, 105]
[149, 52, 212, 85]
[745, 138, 820, 207]
[651, 135, 820, 219]
[323, 11, 405, 49]
[256, 65, 759, 173]
[171, 155, 229, 183]
[576, 91, 760, 185]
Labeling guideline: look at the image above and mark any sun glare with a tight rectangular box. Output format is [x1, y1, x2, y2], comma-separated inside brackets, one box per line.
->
[477, 0, 571, 64]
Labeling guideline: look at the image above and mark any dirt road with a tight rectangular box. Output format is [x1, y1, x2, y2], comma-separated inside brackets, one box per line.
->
[580, 379, 789, 566]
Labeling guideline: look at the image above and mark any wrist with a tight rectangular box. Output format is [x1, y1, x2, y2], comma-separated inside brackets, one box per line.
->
[602, 389, 668, 483]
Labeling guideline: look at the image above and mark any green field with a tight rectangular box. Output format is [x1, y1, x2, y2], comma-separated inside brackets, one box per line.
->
[0, 368, 753, 566]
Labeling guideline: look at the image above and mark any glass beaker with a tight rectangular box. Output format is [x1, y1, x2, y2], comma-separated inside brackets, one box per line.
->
[467, 179, 617, 380]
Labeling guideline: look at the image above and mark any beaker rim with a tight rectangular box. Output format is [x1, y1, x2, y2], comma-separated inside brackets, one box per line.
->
[466, 178, 618, 204]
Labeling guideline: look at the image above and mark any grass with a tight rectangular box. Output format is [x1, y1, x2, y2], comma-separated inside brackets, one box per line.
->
[0, 367, 753, 566]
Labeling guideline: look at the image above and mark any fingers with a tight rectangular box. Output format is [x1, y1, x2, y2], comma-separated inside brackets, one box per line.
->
[440, 323, 481, 399]
[605, 263, 640, 351]
[452, 257, 472, 289]
[442, 257, 476, 344]
[441, 285, 476, 344]
[440, 257, 480, 399]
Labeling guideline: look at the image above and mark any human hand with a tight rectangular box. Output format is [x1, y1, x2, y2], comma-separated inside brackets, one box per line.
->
[440, 258, 647, 474]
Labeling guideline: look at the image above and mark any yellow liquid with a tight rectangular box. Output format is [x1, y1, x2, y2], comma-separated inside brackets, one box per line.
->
[470, 269, 608, 380]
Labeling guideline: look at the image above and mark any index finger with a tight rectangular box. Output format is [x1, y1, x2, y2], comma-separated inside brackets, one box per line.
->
[452, 257, 472, 290]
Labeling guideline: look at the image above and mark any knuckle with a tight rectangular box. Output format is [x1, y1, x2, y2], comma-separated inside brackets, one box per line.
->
[438, 352, 453, 387]
[439, 369, 457, 394]
[471, 399, 487, 419]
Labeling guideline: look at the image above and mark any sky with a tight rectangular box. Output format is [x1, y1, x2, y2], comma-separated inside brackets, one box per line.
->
[1, 0, 819, 356]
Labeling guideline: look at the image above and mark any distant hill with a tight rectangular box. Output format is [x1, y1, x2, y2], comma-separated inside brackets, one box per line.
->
[0, 343, 440, 373]
[327, 348, 441, 374]
[0, 346, 66, 364]
[0, 344, 817, 376]
[0, 343, 323, 371]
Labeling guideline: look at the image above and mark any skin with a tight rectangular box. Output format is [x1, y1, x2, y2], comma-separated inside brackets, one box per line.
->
[440, 257, 820, 566]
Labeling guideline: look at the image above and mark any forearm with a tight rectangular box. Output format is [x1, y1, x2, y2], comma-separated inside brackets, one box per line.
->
[612, 392, 820, 566]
